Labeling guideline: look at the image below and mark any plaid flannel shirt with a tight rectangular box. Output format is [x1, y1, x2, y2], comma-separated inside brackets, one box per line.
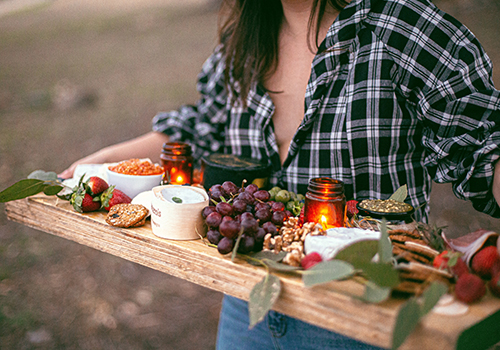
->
[153, 0, 500, 221]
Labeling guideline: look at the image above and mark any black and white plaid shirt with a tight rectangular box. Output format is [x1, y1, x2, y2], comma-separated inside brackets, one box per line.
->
[153, 0, 500, 221]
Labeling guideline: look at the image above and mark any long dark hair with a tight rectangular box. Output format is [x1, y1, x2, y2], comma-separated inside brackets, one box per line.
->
[218, 0, 349, 105]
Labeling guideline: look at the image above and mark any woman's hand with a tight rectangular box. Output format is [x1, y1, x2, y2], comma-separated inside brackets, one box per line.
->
[58, 132, 169, 179]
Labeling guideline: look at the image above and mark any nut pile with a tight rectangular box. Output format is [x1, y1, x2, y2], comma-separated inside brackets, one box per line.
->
[263, 217, 326, 267]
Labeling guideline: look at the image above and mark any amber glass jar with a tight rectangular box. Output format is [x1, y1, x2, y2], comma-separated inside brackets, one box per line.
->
[303, 177, 346, 229]
[160, 142, 193, 185]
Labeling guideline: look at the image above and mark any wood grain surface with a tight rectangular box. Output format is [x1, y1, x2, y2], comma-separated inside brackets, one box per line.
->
[5, 195, 500, 349]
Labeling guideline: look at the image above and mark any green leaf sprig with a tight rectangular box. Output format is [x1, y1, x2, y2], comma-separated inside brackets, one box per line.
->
[0, 170, 65, 202]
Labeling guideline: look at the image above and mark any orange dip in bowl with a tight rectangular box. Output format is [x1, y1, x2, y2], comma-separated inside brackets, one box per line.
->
[108, 159, 164, 176]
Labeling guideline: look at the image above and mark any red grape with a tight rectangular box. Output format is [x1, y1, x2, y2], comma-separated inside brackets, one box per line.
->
[271, 202, 285, 212]
[201, 205, 217, 219]
[217, 237, 235, 255]
[219, 220, 241, 239]
[205, 211, 222, 228]
[255, 208, 272, 223]
[238, 234, 255, 254]
[207, 229, 222, 245]
[222, 181, 239, 196]
[262, 221, 278, 235]
[254, 190, 270, 202]
[232, 199, 247, 214]
[244, 183, 259, 195]
[216, 202, 233, 216]
[271, 211, 286, 225]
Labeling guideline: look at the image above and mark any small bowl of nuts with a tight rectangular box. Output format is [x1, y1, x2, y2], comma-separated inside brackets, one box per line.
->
[356, 199, 415, 222]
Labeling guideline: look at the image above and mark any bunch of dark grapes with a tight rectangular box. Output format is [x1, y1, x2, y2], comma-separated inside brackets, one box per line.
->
[202, 181, 294, 255]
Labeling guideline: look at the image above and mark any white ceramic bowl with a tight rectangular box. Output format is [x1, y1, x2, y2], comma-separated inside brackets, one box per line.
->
[105, 167, 163, 199]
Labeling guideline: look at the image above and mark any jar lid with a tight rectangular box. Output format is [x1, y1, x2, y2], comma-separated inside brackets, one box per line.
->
[201, 154, 272, 190]
[162, 142, 192, 155]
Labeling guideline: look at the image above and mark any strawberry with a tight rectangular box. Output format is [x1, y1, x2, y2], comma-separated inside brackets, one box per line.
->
[86, 176, 109, 196]
[471, 245, 500, 279]
[346, 200, 358, 219]
[454, 273, 486, 304]
[301, 252, 323, 270]
[432, 250, 468, 277]
[70, 190, 100, 213]
[433, 250, 450, 269]
[101, 186, 131, 211]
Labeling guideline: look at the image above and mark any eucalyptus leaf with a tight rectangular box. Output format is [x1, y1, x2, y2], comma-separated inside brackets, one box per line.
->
[419, 281, 448, 316]
[389, 185, 408, 202]
[335, 240, 379, 265]
[378, 219, 393, 264]
[356, 262, 400, 288]
[391, 281, 448, 349]
[360, 281, 392, 303]
[302, 260, 355, 287]
[262, 259, 301, 272]
[246, 251, 287, 266]
[0, 179, 47, 202]
[43, 185, 64, 196]
[249, 274, 281, 328]
[27, 170, 58, 182]
[392, 299, 421, 350]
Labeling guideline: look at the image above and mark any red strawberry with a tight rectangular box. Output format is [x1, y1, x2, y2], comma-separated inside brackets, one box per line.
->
[433, 250, 450, 269]
[471, 245, 500, 279]
[81, 193, 101, 212]
[301, 252, 323, 270]
[346, 200, 358, 219]
[101, 187, 131, 211]
[70, 190, 100, 213]
[86, 176, 109, 196]
[454, 273, 486, 304]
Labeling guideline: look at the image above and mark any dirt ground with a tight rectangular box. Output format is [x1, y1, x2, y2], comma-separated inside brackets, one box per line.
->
[0, 0, 499, 349]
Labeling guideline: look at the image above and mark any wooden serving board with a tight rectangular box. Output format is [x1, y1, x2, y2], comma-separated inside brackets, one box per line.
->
[4, 195, 500, 349]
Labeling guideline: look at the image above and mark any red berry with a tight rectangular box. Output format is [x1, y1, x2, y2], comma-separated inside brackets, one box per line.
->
[433, 251, 450, 269]
[81, 193, 101, 212]
[101, 187, 132, 211]
[454, 273, 486, 304]
[471, 246, 500, 279]
[346, 200, 359, 219]
[86, 176, 109, 196]
[301, 252, 323, 270]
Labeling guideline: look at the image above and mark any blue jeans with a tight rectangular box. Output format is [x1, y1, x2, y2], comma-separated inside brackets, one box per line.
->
[216, 295, 387, 350]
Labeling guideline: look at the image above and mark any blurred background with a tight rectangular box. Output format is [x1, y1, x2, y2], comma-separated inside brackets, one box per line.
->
[0, 0, 499, 348]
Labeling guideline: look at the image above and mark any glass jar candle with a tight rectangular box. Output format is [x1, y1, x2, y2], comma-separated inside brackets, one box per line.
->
[160, 142, 193, 185]
[303, 177, 346, 229]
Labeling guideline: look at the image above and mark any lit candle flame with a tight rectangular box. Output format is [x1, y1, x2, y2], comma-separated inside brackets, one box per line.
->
[176, 175, 185, 184]
[320, 215, 328, 229]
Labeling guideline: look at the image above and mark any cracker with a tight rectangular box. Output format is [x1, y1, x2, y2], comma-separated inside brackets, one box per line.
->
[106, 204, 149, 228]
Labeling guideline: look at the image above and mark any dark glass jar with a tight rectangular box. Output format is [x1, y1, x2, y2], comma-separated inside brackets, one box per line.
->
[303, 177, 346, 229]
[160, 142, 193, 185]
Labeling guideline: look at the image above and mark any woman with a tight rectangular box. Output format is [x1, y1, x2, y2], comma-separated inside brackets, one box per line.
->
[60, 0, 500, 348]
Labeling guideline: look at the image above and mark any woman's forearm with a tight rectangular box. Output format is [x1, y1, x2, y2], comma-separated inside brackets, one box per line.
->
[59, 131, 169, 178]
